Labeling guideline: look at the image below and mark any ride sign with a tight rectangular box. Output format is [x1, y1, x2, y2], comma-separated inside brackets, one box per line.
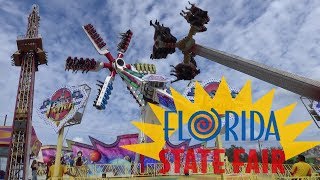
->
[37, 84, 90, 133]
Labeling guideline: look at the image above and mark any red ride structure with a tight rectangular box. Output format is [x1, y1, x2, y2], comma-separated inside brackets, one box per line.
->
[6, 5, 47, 180]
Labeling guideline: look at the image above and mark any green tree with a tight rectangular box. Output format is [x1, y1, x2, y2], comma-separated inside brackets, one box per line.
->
[225, 145, 248, 162]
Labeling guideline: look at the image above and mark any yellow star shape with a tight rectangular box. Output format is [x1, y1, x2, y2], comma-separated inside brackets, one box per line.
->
[121, 77, 320, 160]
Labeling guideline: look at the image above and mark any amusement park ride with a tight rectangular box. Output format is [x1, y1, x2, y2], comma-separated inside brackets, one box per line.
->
[64, 20, 177, 168]
[148, 2, 320, 100]
[147, 1, 320, 128]
[64, 26, 176, 113]
[6, 5, 47, 180]
[5, 2, 320, 180]
[63, 0, 320, 172]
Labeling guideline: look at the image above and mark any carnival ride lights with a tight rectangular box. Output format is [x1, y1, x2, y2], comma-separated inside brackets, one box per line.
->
[150, 1, 320, 128]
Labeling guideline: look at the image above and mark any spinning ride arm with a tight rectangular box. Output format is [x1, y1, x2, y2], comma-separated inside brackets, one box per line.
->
[117, 30, 133, 55]
[65, 56, 107, 73]
[83, 24, 114, 61]
[192, 44, 320, 101]
[66, 24, 116, 73]
[193, 44, 320, 129]
[149, 2, 320, 102]
[94, 74, 115, 110]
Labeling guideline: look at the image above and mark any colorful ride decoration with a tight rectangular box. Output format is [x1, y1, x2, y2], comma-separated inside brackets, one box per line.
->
[40, 134, 206, 169]
[183, 78, 239, 102]
[37, 84, 91, 132]
[90, 150, 102, 163]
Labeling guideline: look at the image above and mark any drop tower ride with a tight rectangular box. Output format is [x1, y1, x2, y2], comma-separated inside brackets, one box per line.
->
[6, 5, 47, 180]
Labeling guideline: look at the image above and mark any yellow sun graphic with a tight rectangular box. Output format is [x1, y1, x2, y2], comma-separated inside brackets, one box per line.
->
[121, 77, 320, 161]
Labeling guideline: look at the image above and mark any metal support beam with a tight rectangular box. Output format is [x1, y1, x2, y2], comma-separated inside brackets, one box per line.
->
[194, 44, 320, 101]
[6, 4, 45, 179]
[4, 115, 7, 126]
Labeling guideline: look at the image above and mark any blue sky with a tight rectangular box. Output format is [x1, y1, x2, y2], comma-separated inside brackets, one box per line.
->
[1, 0, 320, 150]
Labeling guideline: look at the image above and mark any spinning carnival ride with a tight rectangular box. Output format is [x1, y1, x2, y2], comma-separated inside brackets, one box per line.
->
[64, 23, 180, 166]
[64, 21, 239, 174]
[149, 1, 320, 128]
[65, 25, 174, 111]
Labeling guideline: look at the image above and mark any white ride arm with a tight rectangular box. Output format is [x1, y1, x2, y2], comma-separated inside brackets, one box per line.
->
[82, 24, 110, 55]
[94, 75, 115, 110]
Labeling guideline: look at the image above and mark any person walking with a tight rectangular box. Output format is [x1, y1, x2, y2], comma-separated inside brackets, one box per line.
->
[290, 155, 312, 177]
[31, 160, 38, 180]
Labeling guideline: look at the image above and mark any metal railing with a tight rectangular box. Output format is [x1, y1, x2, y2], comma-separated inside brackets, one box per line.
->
[17, 34, 42, 40]
[35, 163, 320, 179]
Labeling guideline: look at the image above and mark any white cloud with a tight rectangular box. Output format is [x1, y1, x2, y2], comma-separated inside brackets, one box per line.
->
[72, 136, 85, 143]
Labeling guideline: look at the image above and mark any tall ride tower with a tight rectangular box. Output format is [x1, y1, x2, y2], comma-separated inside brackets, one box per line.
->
[6, 5, 47, 180]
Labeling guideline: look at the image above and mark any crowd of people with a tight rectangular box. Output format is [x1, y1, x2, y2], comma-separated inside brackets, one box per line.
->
[31, 151, 86, 180]
[29, 152, 318, 179]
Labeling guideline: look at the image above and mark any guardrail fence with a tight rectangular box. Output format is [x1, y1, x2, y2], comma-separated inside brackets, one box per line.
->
[35, 162, 320, 179]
